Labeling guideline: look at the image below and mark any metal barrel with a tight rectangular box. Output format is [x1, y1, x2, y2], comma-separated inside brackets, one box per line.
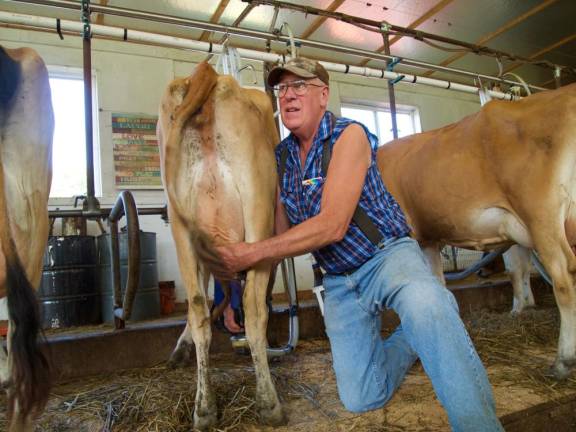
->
[38, 236, 101, 329]
[98, 231, 160, 323]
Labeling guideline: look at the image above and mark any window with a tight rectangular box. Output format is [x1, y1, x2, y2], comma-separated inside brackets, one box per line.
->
[341, 103, 421, 145]
[48, 68, 99, 198]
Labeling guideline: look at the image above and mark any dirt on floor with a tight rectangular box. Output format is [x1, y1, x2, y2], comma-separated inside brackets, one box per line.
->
[2, 306, 576, 431]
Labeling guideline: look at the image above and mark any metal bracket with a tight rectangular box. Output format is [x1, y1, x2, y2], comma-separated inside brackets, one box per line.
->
[81, 0, 91, 39]
[380, 21, 392, 33]
[386, 57, 401, 71]
[388, 75, 405, 86]
[280, 22, 297, 59]
[554, 66, 562, 79]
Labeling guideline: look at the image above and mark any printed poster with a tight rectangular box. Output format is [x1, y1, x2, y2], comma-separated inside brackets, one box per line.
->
[112, 113, 162, 189]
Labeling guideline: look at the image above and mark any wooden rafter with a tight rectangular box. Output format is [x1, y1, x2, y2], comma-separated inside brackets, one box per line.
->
[300, 0, 345, 40]
[359, 0, 454, 67]
[423, 0, 559, 77]
[95, 0, 108, 25]
[199, 0, 231, 42]
[503, 32, 576, 74]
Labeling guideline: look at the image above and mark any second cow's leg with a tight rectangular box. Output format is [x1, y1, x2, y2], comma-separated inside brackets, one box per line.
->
[503, 245, 535, 314]
[243, 263, 284, 425]
[170, 215, 216, 430]
[530, 223, 576, 379]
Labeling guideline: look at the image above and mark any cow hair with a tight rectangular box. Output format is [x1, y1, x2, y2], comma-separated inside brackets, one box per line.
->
[0, 45, 51, 420]
[0, 46, 21, 121]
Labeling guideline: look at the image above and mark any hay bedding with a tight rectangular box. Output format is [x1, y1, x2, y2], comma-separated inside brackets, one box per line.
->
[1, 307, 576, 431]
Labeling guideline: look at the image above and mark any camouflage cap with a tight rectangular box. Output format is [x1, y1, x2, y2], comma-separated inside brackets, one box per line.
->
[267, 57, 330, 87]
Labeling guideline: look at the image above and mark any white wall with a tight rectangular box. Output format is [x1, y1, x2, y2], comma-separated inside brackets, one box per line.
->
[0, 27, 482, 306]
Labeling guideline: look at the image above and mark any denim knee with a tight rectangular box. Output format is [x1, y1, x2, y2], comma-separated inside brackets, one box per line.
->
[340, 389, 386, 413]
[399, 281, 459, 323]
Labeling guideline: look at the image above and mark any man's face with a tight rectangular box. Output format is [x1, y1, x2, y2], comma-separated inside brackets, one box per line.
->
[278, 72, 329, 136]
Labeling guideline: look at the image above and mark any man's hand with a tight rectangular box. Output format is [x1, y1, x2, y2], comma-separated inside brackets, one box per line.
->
[197, 240, 259, 280]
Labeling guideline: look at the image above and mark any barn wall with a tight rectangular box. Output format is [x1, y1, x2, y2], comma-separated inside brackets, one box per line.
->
[0, 27, 483, 311]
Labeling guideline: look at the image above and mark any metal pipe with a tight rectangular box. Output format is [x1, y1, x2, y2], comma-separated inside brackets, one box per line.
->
[4, 0, 548, 91]
[0, 12, 537, 100]
[48, 206, 167, 218]
[267, 257, 299, 357]
[81, 0, 95, 198]
[107, 190, 141, 330]
[444, 246, 510, 281]
[241, 0, 573, 76]
[383, 32, 399, 140]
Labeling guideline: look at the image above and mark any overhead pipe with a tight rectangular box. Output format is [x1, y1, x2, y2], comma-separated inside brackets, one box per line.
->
[4, 0, 547, 92]
[240, 0, 574, 77]
[0, 12, 534, 101]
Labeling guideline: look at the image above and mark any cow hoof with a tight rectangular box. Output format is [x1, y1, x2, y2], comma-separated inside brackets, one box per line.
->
[547, 359, 575, 380]
[193, 409, 218, 431]
[259, 403, 286, 426]
[168, 342, 193, 369]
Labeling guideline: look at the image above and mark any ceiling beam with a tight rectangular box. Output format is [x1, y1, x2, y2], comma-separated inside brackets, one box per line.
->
[300, 0, 346, 40]
[95, 0, 108, 25]
[199, 0, 231, 42]
[359, 0, 454, 67]
[423, 0, 559, 76]
[503, 32, 576, 74]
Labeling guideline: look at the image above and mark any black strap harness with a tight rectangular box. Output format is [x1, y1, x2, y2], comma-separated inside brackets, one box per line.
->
[278, 115, 384, 246]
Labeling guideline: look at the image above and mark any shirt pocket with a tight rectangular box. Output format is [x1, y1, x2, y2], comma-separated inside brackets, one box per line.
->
[302, 180, 324, 217]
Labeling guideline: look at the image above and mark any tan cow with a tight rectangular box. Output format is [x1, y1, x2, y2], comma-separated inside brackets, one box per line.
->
[0, 46, 53, 431]
[377, 83, 576, 379]
[157, 62, 283, 430]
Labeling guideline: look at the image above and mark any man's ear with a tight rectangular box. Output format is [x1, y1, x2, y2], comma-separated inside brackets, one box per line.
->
[320, 86, 330, 108]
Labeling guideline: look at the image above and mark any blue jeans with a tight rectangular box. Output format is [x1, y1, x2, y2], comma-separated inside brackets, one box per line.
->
[323, 236, 503, 432]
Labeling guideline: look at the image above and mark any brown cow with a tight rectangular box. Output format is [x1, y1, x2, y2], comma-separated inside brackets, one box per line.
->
[377, 83, 576, 379]
[0, 46, 53, 431]
[157, 62, 283, 430]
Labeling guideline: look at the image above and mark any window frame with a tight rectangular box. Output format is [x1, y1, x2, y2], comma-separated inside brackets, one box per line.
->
[47, 65, 101, 203]
[340, 100, 422, 145]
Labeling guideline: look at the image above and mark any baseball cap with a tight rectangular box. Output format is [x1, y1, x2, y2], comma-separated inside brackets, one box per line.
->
[267, 57, 330, 87]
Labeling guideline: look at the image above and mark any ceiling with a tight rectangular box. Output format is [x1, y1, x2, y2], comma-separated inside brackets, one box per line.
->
[1, 0, 575, 89]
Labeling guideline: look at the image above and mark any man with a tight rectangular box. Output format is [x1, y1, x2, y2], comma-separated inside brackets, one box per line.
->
[207, 57, 503, 431]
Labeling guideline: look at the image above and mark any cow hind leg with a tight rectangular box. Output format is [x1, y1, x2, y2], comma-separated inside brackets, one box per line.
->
[530, 226, 576, 379]
[170, 217, 216, 430]
[243, 265, 285, 425]
[421, 243, 446, 285]
[503, 245, 535, 314]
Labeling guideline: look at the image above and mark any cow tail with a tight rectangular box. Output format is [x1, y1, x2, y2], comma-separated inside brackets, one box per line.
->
[0, 49, 51, 418]
[163, 61, 218, 214]
[4, 243, 51, 420]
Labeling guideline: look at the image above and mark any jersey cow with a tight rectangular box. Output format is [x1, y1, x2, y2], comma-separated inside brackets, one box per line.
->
[377, 83, 576, 380]
[0, 46, 53, 431]
[157, 62, 283, 430]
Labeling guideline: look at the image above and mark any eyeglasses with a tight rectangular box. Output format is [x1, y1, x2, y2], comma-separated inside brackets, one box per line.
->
[272, 79, 325, 98]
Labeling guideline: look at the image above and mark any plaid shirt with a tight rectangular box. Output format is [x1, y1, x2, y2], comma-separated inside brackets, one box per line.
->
[275, 111, 410, 274]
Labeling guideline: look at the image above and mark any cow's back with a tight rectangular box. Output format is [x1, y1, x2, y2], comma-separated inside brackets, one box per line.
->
[159, 63, 277, 249]
[377, 83, 576, 249]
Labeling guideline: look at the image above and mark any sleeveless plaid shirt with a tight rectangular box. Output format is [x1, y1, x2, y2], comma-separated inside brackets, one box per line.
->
[275, 111, 410, 274]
